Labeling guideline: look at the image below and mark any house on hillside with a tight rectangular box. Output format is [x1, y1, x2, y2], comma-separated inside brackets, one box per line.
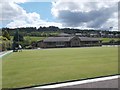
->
[37, 35, 102, 48]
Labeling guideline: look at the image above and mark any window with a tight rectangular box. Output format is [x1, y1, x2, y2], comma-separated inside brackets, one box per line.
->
[56, 42, 65, 46]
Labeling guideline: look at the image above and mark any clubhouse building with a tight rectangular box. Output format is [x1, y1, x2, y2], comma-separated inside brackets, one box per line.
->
[37, 33, 102, 48]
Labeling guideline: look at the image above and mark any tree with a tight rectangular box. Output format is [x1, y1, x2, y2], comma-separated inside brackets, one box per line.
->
[13, 29, 24, 42]
[13, 29, 24, 52]
[2, 30, 11, 40]
[109, 39, 115, 45]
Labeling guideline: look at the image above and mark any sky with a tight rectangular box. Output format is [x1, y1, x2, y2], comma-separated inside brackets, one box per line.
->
[0, 0, 119, 31]
[18, 2, 54, 21]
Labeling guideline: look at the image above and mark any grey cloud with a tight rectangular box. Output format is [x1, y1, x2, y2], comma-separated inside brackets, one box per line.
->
[1, 2, 24, 21]
[57, 5, 117, 28]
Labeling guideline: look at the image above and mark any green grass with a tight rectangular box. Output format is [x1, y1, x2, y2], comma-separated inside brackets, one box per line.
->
[101, 38, 119, 42]
[10, 36, 46, 42]
[26, 36, 46, 42]
[2, 47, 118, 88]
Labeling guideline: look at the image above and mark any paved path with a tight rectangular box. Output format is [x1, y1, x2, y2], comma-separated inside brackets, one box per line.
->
[62, 78, 119, 88]
[34, 75, 119, 89]
[0, 50, 12, 58]
[20, 75, 119, 90]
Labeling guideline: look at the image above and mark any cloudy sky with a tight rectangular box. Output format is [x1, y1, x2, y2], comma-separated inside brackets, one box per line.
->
[0, 0, 119, 30]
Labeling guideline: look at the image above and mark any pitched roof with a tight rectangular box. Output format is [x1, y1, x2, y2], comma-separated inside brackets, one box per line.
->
[43, 36, 101, 42]
[79, 37, 101, 41]
[43, 37, 74, 42]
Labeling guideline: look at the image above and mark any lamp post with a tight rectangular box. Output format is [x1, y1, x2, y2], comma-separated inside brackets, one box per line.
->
[13, 28, 19, 52]
[17, 28, 19, 45]
[17, 28, 19, 52]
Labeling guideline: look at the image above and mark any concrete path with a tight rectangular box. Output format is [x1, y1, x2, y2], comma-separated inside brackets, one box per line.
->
[20, 75, 119, 90]
[33, 75, 119, 89]
[62, 78, 119, 88]
[0, 50, 12, 58]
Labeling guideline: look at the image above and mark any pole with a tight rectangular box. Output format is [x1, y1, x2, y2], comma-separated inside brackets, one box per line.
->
[17, 28, 19, 52]
[18, 28, 19, 44]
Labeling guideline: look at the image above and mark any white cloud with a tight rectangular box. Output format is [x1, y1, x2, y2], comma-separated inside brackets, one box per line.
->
[1, 0, 119, 31]
[7, 17, 62, 28]
[101, 12, 118, 30]
[53, 0, 119, 2]
[52, 0, 118, 30]
[1, 1, 62, 28]
[1, 0, 29, 3]
[1, 2, 26, 21]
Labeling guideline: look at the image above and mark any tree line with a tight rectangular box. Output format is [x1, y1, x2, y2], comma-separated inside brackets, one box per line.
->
[1, 26, 120, 38]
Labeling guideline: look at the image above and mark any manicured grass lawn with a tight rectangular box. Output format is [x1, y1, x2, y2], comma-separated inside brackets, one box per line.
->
[2, 47, 118, 88]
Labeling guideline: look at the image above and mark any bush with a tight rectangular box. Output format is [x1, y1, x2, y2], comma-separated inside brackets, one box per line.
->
[0, 36, 12, 51]
[25, 45, 32, 49]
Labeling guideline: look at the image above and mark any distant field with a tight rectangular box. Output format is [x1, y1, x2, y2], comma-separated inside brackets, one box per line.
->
[27, 36, 46, 41]
[101, 38, 119, 42]
[2, 47, 118, 88]
[10, 36, 46, 42]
